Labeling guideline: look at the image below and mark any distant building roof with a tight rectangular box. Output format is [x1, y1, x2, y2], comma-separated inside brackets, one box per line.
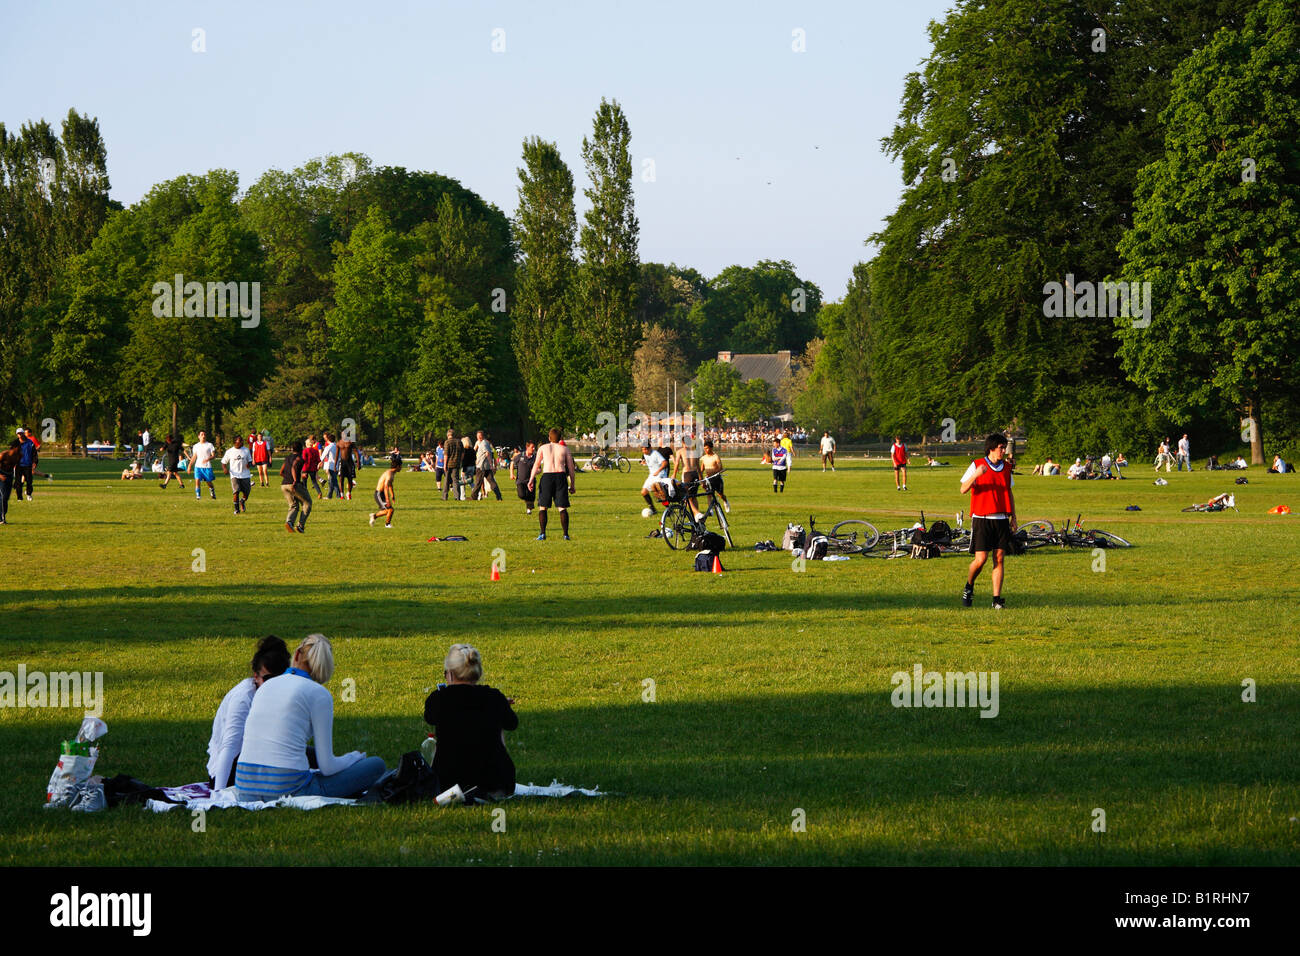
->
[716, 350, 792, 391]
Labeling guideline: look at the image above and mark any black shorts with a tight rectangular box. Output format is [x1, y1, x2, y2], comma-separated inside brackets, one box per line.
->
[537, 473, 570, 508]
[339, 462, 355, 479]
[893, 462, 906, 471]
[682, 469, 700, 497]
[773, 467, 787, 482]
[702, 473, 723, 495]
[969, 516, 1012, 554]
[516, 482, 535, 503]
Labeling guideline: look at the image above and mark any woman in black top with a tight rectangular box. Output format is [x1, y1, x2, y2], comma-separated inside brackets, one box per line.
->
[160, 433, 185, 490]
[423, 644, 518, 800]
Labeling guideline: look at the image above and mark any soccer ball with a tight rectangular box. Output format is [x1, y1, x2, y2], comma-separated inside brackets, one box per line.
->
[641, 507, 653, 518]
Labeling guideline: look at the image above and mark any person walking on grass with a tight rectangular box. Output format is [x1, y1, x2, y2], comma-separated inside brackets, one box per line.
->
[251, 432, 271, 487]
[892, 436, 909, 491]
[221, 434, 253, 515]
[820, 430, 836, 472]
[528, 427, 576, 540]
[369, 453, 400, 528]
[336, 437, 358, 500]
[472, 430, 503, 501]
[771, 438, 789, 492]
[442, 429, 464, 501]
[511, 441, 536, 514]
[301, 435, 324, 498]
[960, 434, 1016, 610]
[189, 430, 218, 501]
[14, 428, 37, 502]
[280, 439, 311, 533]
[159, 433, 186, 491]
[321, 432, 340, 499]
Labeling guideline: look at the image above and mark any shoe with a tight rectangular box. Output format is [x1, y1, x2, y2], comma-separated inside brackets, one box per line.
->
[992, 596, 1005, 610]
[536, 532, 546, 541]
[211, 491, 216, 499]
[563, 534, 570, 540]
[384, 523, 392, 528]
[369, 514, 375, 526]
[297, 526, 306, 534]
[902, 485, 908, 491]
[196, 494, 201, 500]
[285, 523, 296, 533]
[962, 584, 973, 607]
[526, 508, 532, 515]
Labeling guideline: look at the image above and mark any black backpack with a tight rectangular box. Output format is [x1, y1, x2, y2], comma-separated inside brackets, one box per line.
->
[927, 520, 953, 545]
[689, 529, 726, 552]
[361, 750, 440, 805]
[694, 550, 724, 571]
[804, 535, 829, 560]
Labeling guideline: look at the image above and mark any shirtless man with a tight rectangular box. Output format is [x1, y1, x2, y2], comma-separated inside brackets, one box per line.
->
[527, 428, 577, 541]
[672, 433, 703, 515]
[700, 440, 730, 513]
[369, 453, 401, 528]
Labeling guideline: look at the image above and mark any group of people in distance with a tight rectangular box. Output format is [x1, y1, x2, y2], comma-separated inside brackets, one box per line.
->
[639, 435, 730, 520]
[1, 426, 51, 524]
[208, 634, 517, 803]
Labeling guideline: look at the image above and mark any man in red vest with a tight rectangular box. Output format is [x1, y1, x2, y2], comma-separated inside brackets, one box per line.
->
[960, 434, 1017, 609]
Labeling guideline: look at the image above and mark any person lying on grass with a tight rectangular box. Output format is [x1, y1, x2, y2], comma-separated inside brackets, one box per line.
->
[236, 634, 386, 801]
[423, 644, 518, 801]
[207, 636, 291, 790]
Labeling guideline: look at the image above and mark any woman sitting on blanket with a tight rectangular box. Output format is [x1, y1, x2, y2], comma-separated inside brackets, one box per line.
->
[207, 635, 291, 790]
[236, 633, 386, 802]
[423, 644, 518, 801]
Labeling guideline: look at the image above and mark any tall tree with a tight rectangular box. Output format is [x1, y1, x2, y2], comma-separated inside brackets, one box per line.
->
[577, 99, 640, 392]
[513, 137, 578, 418]
[326, 205, 418, 449]
[691, 260, 820, 355]
[631, 323, 688, 414]
[690, 359, 742, 426]
[1116, 0, 1300, 464]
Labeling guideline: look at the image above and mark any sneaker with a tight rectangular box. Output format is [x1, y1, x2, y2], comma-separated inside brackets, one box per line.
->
[992, 596, 1005, 610]
[384, 523, 392, 528]
[210, 491, 216, 500]
[563, 534, 570, 540]
[902, 485, 908, 491]
[285, 522, 296, 533]
[297, 526, 306, 534]
[536, 532, 546, 541]
[369, 514, 376, 526]
[961, 584, 973, 607]
[196, 494, 201, 500]
[526, 508, 532, 515]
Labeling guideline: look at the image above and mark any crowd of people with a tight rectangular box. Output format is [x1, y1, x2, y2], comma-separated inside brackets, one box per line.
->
[578, 424, 810, 448]
[207, 634, 517, 804]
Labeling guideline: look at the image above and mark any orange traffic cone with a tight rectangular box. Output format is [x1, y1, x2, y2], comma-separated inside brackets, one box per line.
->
[712, 554, 723, 574]
[490, 564, 501, 581]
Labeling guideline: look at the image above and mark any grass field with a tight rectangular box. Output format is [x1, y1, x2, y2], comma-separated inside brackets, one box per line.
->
[2, 453, 1298, 866]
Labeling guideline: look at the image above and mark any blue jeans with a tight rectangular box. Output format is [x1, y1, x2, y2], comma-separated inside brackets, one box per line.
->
[293, 755, 386, 798]
[326, 470, 340, 498]
[1177, 454, 1191, 472]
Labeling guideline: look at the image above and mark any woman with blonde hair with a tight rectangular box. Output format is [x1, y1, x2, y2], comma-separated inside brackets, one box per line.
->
[423, 644, 518, 800]
[236, 634, 385, 801]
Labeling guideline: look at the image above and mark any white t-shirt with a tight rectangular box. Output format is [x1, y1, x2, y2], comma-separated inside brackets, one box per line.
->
[820, 435, 836, 453]
[239, 672, 360, 776]
[221, 446, 252, 479]
[1101, 454, 1112, 471]
[142, 430, 151, 445]
[207, 677, 257, 789]
[642, 450, 669, 491]
[191, 441, 216, 468]
[322, 442, 337, 470]
[1178, 438, 1189, 456]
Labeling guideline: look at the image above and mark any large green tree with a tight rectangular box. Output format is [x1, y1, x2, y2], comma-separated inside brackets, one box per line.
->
[690, 359, 742, 426]
[1116, 0, 1300, 464]
[577, 99, 640, 393]
[691, 260, 820, 356]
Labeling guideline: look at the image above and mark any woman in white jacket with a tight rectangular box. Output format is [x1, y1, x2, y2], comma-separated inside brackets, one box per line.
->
[236, 634, 385, 801]
[207, 636, 291, 790]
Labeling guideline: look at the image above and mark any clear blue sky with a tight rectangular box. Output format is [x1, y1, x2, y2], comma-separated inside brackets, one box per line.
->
[1, 0, 953, 300]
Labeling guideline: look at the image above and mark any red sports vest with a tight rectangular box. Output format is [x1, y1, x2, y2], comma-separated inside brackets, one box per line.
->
[970, 457, 1013, 516]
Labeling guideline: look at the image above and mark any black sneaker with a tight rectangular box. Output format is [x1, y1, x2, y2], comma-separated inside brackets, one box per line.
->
[992, 596, 1005, 610]
[961, 584, 973, 607]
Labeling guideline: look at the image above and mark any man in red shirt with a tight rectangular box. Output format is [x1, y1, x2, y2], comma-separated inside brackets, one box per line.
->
[250, 433, 271, 487]
[891, 436, 909, 491]
[301, 435, 323, 499]
[960, 434, 1016, 609]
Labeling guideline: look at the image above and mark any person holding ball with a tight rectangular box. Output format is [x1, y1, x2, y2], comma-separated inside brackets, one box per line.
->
[960, 434, 1016, 610]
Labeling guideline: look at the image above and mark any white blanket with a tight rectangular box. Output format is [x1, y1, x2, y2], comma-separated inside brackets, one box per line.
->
[146, 779, 605, 812]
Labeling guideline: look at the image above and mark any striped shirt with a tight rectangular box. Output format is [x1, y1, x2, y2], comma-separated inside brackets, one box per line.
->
[235, 762, 312, 802]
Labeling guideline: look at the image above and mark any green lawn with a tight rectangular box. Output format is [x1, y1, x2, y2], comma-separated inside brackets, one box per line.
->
[2, 454, 1297, 865]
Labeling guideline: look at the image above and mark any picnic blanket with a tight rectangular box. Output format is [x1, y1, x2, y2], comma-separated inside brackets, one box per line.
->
[145, 779, 606, 813]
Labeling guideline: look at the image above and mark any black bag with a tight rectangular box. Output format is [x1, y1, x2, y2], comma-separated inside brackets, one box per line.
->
[694, 550, 723, 571]
[910, 542, 940, 559]
[689, 529, 726, 552]
[362, 750, 440, 805]
[1235, 477, 1248, 485]
[927, 520, 952, 545]
[804, 535, 829, 560]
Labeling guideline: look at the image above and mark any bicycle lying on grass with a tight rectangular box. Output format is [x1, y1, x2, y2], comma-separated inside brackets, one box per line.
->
[807, 515, 881, 554]
[1016, 515, 1133, 549]
[660, 473, 734, 550]
[588, 448, 633, 473]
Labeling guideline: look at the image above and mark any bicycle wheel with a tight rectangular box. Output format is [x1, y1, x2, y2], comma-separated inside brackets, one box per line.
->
[617, 456, 632, 474]
[1180, 505, 1203, 513]
[588, 456, 605, 472]
[830, 519, 880, 551]
[1086, 529, 1132, 548]
[715, 508, 735, 548]
[1019, 519, 1054, 534]
[660, 503, 694, 550]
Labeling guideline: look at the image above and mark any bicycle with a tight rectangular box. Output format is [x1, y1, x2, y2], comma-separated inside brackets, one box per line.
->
[806, 515, 880, 554]
[660, 473, 734, 550]
[1019, 515, 1133, 549]
[1181, 494, 1237, 514]
[588, 448, 633, 473]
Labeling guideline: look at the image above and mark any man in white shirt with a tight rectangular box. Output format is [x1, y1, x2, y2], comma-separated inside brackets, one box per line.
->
[141, 428, 152, 466]
[639, 441, 671, 514]
[1176, 434, 1192, 471]
[321, 432, 339, 499]
[220, 434, 254, 514]
[820, 431, 837, 472]
[189, 431, 218, 501]
[1067, 458, 1085, 479]
[472, 430, 502, 501]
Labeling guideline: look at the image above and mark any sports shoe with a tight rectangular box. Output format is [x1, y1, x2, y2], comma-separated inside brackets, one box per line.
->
[210, 491, 216, 500]
[962, 584, 973, 607]
[284, 522, 296, 533]
[369, 514, 375, 526]
[992, 596, 1005, 610]
[902, 485, 908, 491]
[536, 532, 546, 541]
[196, 493, 201, 500]
[563, 534, 570, 540]
[384, 523, 392, 528]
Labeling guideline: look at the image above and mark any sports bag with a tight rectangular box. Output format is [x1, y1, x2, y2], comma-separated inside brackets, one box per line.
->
[804, 535, 829, 560]
[782, 524, 806, 552]
[694, 550, 724, 572]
